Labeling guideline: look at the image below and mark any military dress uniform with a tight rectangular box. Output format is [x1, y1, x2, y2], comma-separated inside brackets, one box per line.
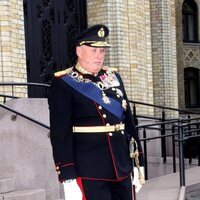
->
[48, 24, 144, 200]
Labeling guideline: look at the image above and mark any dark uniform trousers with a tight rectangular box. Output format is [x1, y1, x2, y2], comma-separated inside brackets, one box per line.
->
[48, 67, 144, 200]
[78, 176, 132, 200]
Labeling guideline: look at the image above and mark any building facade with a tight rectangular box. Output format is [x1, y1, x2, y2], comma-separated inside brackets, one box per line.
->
[0, 0, 199, 118]
[0, 0, 27, 97]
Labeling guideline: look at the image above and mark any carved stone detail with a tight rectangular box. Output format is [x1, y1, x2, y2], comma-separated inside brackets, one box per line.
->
[183, 44, 200, 62]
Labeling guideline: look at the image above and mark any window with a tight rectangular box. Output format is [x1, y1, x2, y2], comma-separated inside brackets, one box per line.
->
[184, 67, 200, 108]
[182, 0, 198, 42]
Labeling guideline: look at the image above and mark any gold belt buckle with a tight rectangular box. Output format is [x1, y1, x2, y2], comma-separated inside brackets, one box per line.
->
[114, 125, 120, 131]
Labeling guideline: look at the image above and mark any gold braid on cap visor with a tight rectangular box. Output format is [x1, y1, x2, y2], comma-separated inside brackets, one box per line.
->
[79, 41, 110, 47]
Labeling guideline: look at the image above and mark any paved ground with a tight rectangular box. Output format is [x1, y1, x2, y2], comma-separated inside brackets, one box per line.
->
[137, 158, 200, 200]
[147, 157, 198, 179]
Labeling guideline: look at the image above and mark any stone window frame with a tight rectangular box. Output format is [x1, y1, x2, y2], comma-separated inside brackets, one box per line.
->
[182, 0, 199, 43]
[184, 67, 200, 108]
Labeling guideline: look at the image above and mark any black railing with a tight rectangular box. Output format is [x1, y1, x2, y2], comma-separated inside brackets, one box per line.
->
[0, 82, 50, 102]
[135, 118, 200, 183]
[130, 100, 200, 169]
[136, 119, 178, 180]
[0, 82, 50, 129]
[130, 100, 200, 115]
[175, 122, 200, 186]
[0, 103, 49, 130]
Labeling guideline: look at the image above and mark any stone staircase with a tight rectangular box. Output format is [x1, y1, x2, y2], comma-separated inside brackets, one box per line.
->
[0, 99, 62, 199]
[186, 186, 200, 200]
[0, 177, 46, 200]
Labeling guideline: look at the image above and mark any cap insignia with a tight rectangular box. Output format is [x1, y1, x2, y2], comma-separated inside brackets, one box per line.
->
[98, 27, 105, 38]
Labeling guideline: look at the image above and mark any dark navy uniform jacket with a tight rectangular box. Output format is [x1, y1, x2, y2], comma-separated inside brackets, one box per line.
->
[48, 66, 144, 183]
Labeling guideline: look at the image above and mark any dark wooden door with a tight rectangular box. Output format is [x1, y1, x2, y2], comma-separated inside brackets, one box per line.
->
[23, 0, 87, 97]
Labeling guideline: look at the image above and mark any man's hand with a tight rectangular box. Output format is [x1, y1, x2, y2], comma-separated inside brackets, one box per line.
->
[132, 167, 145, 193]
[63, 179, 83, 200]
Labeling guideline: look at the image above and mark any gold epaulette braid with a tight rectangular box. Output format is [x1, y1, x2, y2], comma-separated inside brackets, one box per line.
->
[54, 67, 73, 78]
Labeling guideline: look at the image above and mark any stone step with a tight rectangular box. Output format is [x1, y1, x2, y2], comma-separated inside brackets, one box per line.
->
[1, 189, 46, 200]
[186, 189, 200, 199]
[0, 178, 15, 193]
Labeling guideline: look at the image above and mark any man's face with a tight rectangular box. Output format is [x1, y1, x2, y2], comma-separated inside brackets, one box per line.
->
[76, 45, 106, 74]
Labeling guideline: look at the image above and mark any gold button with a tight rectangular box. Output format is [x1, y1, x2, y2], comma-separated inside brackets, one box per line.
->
[103, 114, 107, 118]
[56, 166, 59, 170]
[117, 94, 120, 98]
[112, 88, 116, 91]
[57, 171, 61, 175]
[106, 123, 110, 126]
[121, 131, 124, 134]
[99, 106, 102, 110]
[109, 132, 113, 136]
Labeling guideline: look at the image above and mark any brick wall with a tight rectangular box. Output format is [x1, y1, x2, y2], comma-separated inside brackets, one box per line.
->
[87, 0, 154, 116]
[0, 0, 27, 101]
[150, 0, 178, 118]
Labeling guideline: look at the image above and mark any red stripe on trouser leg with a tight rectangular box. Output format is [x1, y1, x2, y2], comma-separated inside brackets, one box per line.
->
[76, 178, 87, 200]
[132, 185, 136, 200]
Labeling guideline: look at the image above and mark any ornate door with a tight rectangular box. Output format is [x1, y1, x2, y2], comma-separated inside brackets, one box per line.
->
[23, 0, 87, 97]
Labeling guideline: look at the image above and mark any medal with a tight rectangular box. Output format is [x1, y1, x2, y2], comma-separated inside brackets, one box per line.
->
[122, 99, 127, 110]
[100, 72, 120, 87]
[102, 92, 111, 104]
[96, 82, 111, 104]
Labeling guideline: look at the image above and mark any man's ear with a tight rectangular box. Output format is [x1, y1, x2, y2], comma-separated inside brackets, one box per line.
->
[76, 46, 82, 57]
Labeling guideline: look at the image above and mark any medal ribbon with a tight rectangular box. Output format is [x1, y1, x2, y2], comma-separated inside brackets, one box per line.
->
[61, 75, 124, 120]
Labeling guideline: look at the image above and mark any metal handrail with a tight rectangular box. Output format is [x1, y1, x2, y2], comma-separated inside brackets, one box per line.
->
[181, 117, 200, 122]
[0, 82, 50, 129]
[177, 134, 200, 142]
[130, 99, 200, 168]
[0, 82, 50, 100]
[135, 117, 200, 181]
[130, 100, 200, 115]
[0, 82, 50, 87]
[0, 103, 49, 130]
[140, 133, 178, 142]
[132, 114, 162, 121]
[0, 94, 18, 98]
[137, 119, 179, 129]
[0, 94, 19, 104]
[174, 121, 200, 127]
[176, 122, 200, 186]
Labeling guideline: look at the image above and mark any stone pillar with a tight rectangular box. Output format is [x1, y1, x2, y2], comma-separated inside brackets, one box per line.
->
[150, 0, 179, 118]
[0, 0, 27, 100]
[87, 0, 154, 116]
[175, 0, 185, 109]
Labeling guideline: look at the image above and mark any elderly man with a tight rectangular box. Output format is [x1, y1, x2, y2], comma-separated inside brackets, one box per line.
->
[48, 24, 144, 200]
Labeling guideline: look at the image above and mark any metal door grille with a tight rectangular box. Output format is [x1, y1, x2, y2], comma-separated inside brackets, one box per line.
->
[23, 0, 87, 97]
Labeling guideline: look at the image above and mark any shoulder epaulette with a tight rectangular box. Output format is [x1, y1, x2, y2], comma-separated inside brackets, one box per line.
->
[102, 66, 118, 72]
[54, 67, 73, 78]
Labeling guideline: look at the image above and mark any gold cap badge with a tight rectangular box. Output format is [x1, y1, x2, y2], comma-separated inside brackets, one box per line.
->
[98, 27, 105, 37]
[76, 24, 110, 47]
